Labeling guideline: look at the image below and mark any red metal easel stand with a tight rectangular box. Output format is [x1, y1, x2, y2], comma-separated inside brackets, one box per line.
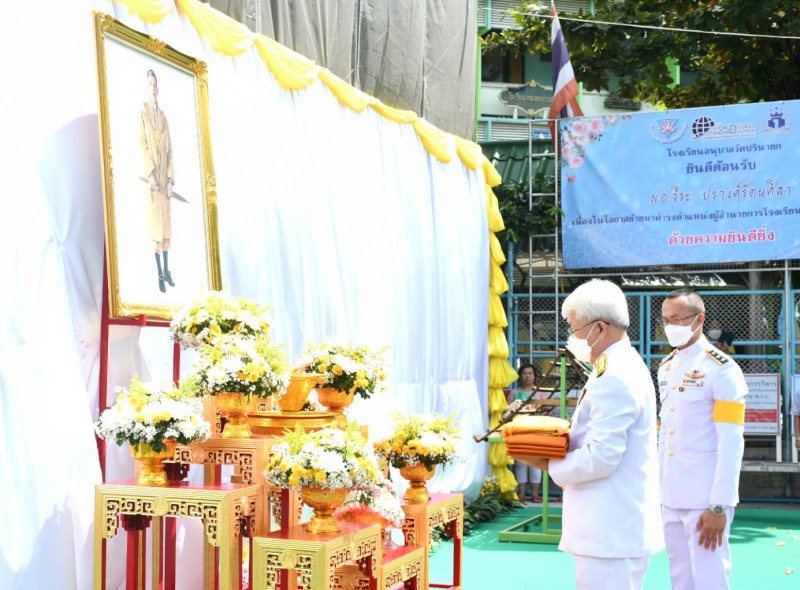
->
[97, 258, 182, 590]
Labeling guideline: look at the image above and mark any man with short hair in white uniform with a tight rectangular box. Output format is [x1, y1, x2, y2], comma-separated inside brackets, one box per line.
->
[658, 289, 747, 590]
[513, 279, 663, 590]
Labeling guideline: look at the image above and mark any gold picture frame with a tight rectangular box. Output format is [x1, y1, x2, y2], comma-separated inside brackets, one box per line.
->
[93, 13, 221, 320]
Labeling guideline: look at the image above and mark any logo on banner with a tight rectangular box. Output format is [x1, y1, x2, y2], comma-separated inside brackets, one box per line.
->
[761, 107, 793, 134]
[690, 116, 756, 140]
[648, 118, 687, 143]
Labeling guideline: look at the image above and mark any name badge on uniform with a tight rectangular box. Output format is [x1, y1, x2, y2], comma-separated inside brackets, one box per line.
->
[682, 379, 703, 387]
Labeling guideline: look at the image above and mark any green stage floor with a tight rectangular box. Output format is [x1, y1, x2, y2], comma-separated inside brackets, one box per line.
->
[428, 504, 800, 589]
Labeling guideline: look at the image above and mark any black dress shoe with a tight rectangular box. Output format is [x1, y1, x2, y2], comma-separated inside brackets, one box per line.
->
[158, 275, 166, 293]
[163, 270, 175, 287]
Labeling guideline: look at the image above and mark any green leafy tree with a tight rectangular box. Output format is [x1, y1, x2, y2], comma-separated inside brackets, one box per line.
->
[483, 1, 800, 108]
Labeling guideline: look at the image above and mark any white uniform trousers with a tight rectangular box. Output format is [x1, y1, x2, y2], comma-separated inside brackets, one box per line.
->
[662, 505, 734, 590]
[573, 555, 650, 590]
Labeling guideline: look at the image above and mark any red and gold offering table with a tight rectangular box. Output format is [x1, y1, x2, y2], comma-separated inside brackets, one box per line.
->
[401, 493, 463, 590]
[251, 521, 382, 590]
[174, 433, 301, 533]
[331, 543, 425, 590]
[93, 480, 262, 590]
[173, 434, 304, 590]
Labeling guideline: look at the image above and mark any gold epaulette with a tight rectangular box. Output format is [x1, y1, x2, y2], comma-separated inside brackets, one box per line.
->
[705, 347, 729, 365]
[595, 353, 608, 377]
[659, 349, 677, 366]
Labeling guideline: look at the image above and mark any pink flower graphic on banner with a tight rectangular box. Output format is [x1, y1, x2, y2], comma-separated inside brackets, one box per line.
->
[560, 115, 630, 178]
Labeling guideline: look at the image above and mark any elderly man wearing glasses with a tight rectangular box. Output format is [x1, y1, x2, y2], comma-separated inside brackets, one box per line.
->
[658, 288, 747, 590]
[512, 279, 663, 590]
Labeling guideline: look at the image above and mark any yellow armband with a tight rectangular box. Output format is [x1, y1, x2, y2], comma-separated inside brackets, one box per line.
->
[713, 400, 745, 424]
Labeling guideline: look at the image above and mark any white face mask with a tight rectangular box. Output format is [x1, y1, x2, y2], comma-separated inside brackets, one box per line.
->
[566, 323, 598, 363]
[707, 329, 722, 340]
[664, 320, 700, 348]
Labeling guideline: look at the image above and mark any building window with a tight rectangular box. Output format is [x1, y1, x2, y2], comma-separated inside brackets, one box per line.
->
[482, 46, 525, 83]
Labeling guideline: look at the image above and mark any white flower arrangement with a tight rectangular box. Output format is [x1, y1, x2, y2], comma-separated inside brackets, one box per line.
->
[190, 333, 290, 399]
[296, 340, 388, 399]
[334, 479, 405, 527]
[373, 413, 461, 470]
[264, 426, 383, 490]
[94, 376, 211, 452]
[169, 290, 272, 349]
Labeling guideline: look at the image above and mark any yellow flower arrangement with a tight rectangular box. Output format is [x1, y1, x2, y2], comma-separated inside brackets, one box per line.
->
[94, 376, 211, 452]
[373, 413, 461, 471]
[296, 340, 388, 399]
[264, 426, 383, 490]
[189, 333, 290, 398]
[170, 290, 271, 349]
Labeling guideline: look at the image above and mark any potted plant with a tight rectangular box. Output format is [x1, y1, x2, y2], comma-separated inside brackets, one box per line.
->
[189, 333, 290, 438]
[373, 413, 460, 504]
[94, 376, 212, 485]
[296, 341, 388, 426]
[264, 426, 383, 534]
[169, 290, 272, 349]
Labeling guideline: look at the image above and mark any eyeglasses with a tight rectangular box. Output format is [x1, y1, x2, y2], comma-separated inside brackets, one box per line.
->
[566, 320, 599, 337]
[660, 313, 699, 327]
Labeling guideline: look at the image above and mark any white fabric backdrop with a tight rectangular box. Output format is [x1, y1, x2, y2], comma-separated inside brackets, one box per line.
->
[0, 2, 489, 588]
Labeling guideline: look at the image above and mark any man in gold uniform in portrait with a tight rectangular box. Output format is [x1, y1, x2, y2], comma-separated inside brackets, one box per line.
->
[140, 68, 176, 293]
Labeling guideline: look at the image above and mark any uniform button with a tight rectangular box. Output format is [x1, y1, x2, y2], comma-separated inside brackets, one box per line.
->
[668, 428, 675, 435]
[677, 362, 682, 368]
[670, 406, 676, 412]
[678, 386, 684, 392]
[672, 385, 677, 390]
[668, 450, 675, 456]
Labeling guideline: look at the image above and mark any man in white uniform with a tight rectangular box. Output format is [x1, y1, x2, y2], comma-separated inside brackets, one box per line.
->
[513, 279, 663, 590]
[658, 289, 747, 590]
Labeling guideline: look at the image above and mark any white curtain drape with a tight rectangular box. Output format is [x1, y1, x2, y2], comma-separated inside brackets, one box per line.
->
[0, 2, 490, 588]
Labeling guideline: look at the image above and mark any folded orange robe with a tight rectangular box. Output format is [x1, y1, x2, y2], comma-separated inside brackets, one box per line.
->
[502, 416, 571, 459]
[501, 415, 570, 436]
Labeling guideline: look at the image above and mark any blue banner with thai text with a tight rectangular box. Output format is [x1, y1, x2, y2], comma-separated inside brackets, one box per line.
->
[560, 101, 800, 268]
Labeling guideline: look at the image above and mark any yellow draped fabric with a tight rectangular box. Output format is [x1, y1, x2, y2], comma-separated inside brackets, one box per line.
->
[453, 136, 484, 170]
[484, 149, 518, 496]
[318, 69, 375, 112]
[175, 0, 254, 55]
[252, 36, 318, 90]
[488, 294, 508, 328]
[489, 326, 510, 358]
[412, 118, 455, 164]
[486, 188, 504, 233]
[489, 261, 509, 295]
[489, 233, 506, 265]
[371, 101, 418, 124]
[116, 0, 174, 23]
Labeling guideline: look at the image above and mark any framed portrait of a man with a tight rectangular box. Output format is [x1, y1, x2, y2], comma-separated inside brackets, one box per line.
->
[93, 13, 221, 320]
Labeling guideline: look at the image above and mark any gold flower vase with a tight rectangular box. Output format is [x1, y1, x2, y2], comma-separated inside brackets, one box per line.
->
[276, 373, 323, 412]
[130, 440, 177, 486]
[399, 463, 437, 504]
[215, 392, 257, 438]
[315, 387, 355, 428]
[301, 486, 348, 534]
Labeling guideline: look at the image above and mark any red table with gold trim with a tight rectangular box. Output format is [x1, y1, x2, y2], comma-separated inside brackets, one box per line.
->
[93, 480, 262, 590]
[251, 521, 382, 590]
[401, 493, 463, 590]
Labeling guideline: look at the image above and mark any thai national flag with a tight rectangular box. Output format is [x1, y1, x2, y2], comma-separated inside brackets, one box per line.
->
[548, 5, 583, 139]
